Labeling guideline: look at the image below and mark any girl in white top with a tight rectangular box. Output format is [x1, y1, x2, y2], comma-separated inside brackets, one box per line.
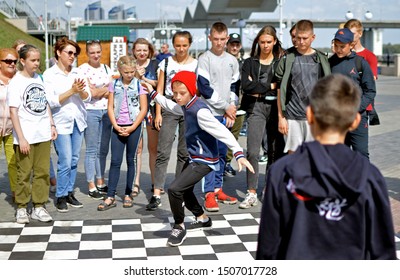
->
[8, 45, 57, 224]
[79, 40, 113, 200]
[146, 31, 198, 211]
[43, 37, 91, 213]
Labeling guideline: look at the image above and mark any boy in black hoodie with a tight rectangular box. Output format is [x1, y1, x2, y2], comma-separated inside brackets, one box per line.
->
[329, 28, 376, 159]
[256, 74, 396, 260]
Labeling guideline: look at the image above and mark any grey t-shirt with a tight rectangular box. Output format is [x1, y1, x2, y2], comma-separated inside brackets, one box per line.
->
[285, 52, 322, 120]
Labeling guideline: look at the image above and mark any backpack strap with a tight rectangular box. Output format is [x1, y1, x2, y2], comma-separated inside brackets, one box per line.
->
[354, 55, 364, 82]
[163, 57, 168, 94]
[354, 55, 363, 74]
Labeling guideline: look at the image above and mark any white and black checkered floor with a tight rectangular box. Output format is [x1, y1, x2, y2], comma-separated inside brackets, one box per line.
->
[0, 213, 262, 260]
[1, 212, 399, 260]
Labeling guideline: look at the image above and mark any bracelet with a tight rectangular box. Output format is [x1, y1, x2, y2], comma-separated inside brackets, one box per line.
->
[51, 124, 56, 128]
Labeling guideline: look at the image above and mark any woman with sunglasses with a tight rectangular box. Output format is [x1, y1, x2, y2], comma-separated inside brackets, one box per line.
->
[79, 39, 113, 200]
[43, 37, 91, 213]
[0, 48, 18, 202]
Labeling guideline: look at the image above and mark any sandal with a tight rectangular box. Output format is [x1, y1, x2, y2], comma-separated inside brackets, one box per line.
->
[131, 184, 140, 197]
[97, 197, 116, 211]
[123, 195, 134, 208]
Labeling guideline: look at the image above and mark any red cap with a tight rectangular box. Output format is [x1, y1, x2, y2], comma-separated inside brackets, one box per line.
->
[171, 71, 197, 96]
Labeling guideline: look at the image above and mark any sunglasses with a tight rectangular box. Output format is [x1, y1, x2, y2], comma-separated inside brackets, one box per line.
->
[63, 50, 78, 57]
[86, 39, 100, 45]
[1, 59, 18, 65]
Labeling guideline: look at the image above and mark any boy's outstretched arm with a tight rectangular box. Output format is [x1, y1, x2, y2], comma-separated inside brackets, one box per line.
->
[237, 158, 254, 173]
[141, 82, 183, 116]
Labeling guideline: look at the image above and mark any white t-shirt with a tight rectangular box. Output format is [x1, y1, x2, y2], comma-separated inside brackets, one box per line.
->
[7, 72, 51, 145]
[78, 63, 112, 110]
[158, 58, 198, 97]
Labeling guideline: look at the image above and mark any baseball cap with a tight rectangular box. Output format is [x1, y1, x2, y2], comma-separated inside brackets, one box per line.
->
[228, 33, 241, 44]
[334, 28, 354, 43]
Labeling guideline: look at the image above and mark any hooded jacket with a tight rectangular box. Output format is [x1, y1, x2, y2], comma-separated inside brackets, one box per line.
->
[257, 141, 396, 260]
[329, 51, 376, 114]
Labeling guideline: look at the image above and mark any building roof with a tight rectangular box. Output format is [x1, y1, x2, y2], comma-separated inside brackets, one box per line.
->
[76, 25, 130, 42]
[182, 0, 277, 26]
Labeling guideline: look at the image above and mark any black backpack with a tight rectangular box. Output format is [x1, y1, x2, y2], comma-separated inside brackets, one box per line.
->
[354, 55, 380, 126]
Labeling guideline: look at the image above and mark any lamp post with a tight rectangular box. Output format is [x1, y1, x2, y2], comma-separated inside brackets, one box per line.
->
[277, 0, 284, 42]
[364, 11, 373, 20]
[65, 0, 72, 38]
[345, 11, 354, 20]
[345, 10, 373, 21]
[237, 19, 246, 42]
[45, 0, 49, 69]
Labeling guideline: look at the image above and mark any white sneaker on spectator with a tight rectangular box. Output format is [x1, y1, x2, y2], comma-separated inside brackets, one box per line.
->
[31, 206, 53, 222]
[16, 208, 30, 224]
[239, 191, 258, 209]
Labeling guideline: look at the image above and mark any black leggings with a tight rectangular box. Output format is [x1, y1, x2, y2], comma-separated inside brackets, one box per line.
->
[168, 161, 212, 225]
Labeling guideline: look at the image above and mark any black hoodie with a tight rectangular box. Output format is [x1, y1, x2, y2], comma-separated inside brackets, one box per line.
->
[257, 141, 396, 259]
[329, 51, 376, 114]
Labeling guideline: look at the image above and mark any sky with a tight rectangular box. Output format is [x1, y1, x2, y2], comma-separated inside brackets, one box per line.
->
[28, 0, 400, 49]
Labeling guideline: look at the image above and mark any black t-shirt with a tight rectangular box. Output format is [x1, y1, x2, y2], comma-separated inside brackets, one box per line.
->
[285, 52, 322, 120]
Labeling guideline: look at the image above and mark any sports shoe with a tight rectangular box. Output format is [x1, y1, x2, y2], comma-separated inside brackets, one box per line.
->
[16, 208, 30, 224]
[146, 196, 162, 211]
[88, 189, 105, 200]
[216, 189, 238, 204]
[167, 224, 187, 246]
[31, 206, 53, 222]
[239, 191, 258, 209]
[258, 155, 268, 165]
[204, 192, 219, 212]
[56, 196, 68, 213]
[187, 217, 212, 232]
[96, 184, 108, 194]
[66, 192, 83, 208]
[224, 163, 236, 177]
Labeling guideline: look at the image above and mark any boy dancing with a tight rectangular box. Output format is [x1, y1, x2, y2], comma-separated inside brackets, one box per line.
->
[142, 71, 254, 246]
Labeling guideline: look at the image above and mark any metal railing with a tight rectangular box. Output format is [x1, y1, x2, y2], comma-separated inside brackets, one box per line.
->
[0, 0, 15, 17]
[0, 0, 39, 29]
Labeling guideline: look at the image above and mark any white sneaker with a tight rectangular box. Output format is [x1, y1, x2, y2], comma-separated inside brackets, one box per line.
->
[31, 206, 53, 222]
[239, 191, 258, 209]
[16, 208, 30, 224]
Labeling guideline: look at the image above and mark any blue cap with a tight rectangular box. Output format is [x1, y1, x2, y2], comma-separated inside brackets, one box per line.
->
[334, 28, 354, 43]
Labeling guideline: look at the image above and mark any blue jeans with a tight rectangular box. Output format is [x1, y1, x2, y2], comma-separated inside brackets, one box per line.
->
[107, 124, 142, 198]
[50, 156, 55, 179]
[84, 109, 108, 183]
[99, 112, 112, 178]
[53, 121, 84, 198]
[202, 115, 227, 193]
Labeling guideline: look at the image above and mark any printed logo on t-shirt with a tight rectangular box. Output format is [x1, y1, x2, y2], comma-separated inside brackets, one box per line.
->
[23, 83, 48, 116]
